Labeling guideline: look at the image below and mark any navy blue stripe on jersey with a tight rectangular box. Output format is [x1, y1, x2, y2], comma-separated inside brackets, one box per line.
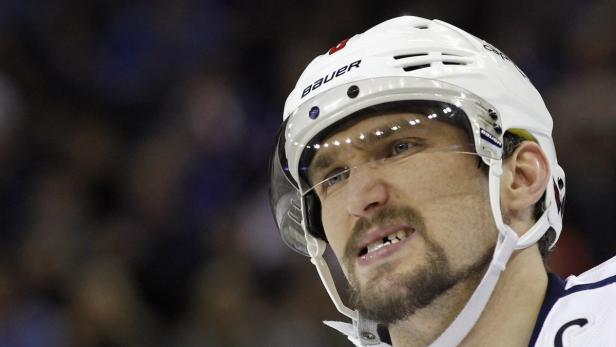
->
[562, 273, 616, 297]
[528, 273, 566, 347]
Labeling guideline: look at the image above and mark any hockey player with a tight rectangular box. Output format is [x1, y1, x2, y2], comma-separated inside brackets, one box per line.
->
[269, 16, 616, 346]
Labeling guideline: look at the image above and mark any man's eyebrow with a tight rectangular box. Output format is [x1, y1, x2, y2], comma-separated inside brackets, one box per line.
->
[307, 118, 422, 180]
[308, 152, 336, 182]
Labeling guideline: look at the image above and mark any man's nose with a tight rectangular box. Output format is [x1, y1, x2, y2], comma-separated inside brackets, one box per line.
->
[346, 165, 389, 218]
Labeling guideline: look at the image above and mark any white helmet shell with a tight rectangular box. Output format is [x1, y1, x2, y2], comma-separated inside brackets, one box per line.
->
[277, 15, 564, 250]
[284, 16, 554, 158]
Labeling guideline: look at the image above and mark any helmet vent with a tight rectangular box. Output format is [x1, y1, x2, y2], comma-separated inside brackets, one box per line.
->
[443, 61, 467, 66]
[403, 63, 431, 72]
[394, 53, 428, 60]
[414, 24, 429, 29]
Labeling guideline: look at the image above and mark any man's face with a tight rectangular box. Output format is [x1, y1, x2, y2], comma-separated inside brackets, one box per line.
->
[307, 112, 497, 324]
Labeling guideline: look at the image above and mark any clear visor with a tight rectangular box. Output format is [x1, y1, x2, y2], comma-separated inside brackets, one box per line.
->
[298, 101, 490, 199]
[269, 118, 310, 255]
[271, 79, 505, 256]
[270, 99, 503, 256]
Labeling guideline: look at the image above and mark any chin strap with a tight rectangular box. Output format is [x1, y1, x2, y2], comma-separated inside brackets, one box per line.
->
[428, 231, 518, 346]
[429, 157, 557, 346]
[429, 218, 518, 346]
[428, 160, 514, 346]
[356, 312, 384, 346]
[306, 234, 358, 320]
[306, 225, 386, 345]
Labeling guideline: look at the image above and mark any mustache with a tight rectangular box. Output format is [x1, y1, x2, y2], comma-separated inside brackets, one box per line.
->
[344, 205, 425, 259]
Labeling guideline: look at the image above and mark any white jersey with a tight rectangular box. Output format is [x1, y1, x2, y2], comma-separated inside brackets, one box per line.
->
[325, 256, 616, 347]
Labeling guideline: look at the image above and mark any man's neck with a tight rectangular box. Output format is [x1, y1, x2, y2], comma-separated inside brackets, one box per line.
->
[388, 246, 548, 347]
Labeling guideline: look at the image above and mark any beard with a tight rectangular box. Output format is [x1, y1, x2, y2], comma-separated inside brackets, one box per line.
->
[344, 205, 493, 325]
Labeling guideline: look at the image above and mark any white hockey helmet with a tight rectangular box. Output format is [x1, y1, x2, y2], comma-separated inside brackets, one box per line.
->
[269, 16, 565, 346]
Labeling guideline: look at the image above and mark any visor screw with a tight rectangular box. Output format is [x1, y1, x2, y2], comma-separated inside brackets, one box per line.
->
[347, 85, 360, 98]
[309, 106, 320, 119]
[361, 332, 376, 340]
[488, 109, 498, 120]
[493, 125, 502, 134]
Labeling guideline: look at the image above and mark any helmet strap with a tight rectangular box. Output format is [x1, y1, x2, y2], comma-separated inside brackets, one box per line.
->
[356, 311, 384, 345]
[306, 232, 358, 320]
[429, 159, 519, 346]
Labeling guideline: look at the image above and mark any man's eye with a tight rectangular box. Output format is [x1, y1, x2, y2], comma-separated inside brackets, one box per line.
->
[391, 141, 414, 156]
[324, 169, 349, 188]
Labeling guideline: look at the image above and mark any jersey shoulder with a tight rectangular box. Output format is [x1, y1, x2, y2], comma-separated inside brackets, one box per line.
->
[564, 254, 616, 289]
[533, 255, 616, 346]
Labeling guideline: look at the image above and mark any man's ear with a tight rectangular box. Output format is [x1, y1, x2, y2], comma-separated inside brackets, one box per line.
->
[500, 141, 550, 224]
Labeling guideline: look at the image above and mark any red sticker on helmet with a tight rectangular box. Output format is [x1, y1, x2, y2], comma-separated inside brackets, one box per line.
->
[328, 38, 349, 55]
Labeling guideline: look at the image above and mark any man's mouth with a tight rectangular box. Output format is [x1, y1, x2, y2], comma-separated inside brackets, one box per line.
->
[358, 228, 412, 256]
[354, 224, 416, 269]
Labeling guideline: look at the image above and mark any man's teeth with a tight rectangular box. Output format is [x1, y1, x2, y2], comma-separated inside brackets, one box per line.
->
[365, 230, 410, 254]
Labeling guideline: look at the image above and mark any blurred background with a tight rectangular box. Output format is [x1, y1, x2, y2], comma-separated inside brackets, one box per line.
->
[0, 0, 614, 346]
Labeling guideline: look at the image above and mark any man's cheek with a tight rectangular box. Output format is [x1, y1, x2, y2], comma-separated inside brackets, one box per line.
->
[340, 262, 354, 282]
[322, 212, 347, 258]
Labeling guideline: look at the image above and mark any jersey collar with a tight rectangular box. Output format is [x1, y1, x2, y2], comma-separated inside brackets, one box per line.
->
[528, 272, 566, 346]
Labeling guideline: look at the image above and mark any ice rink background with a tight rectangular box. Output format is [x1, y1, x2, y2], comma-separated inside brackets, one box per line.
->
[0, 1, 615, 346]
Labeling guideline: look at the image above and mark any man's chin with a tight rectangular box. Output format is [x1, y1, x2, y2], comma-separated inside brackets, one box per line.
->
[352, 285, 417, 324]
[348, 260, 456, 324]
[356, 271, 407, 296]
[349, 272, 423, 324]
[348, 251, 493, 325]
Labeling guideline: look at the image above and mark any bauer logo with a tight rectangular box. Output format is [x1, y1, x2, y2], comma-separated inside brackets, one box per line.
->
[480, 128, 502, 148]
[301, 60, 362, 99]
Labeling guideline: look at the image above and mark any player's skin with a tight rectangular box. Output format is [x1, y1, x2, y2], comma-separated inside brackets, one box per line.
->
[308, 112, 550, 347]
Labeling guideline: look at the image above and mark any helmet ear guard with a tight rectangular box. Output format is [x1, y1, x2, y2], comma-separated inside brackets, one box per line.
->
[304, 192, 328, 242]
[269, 119, 313, 257]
